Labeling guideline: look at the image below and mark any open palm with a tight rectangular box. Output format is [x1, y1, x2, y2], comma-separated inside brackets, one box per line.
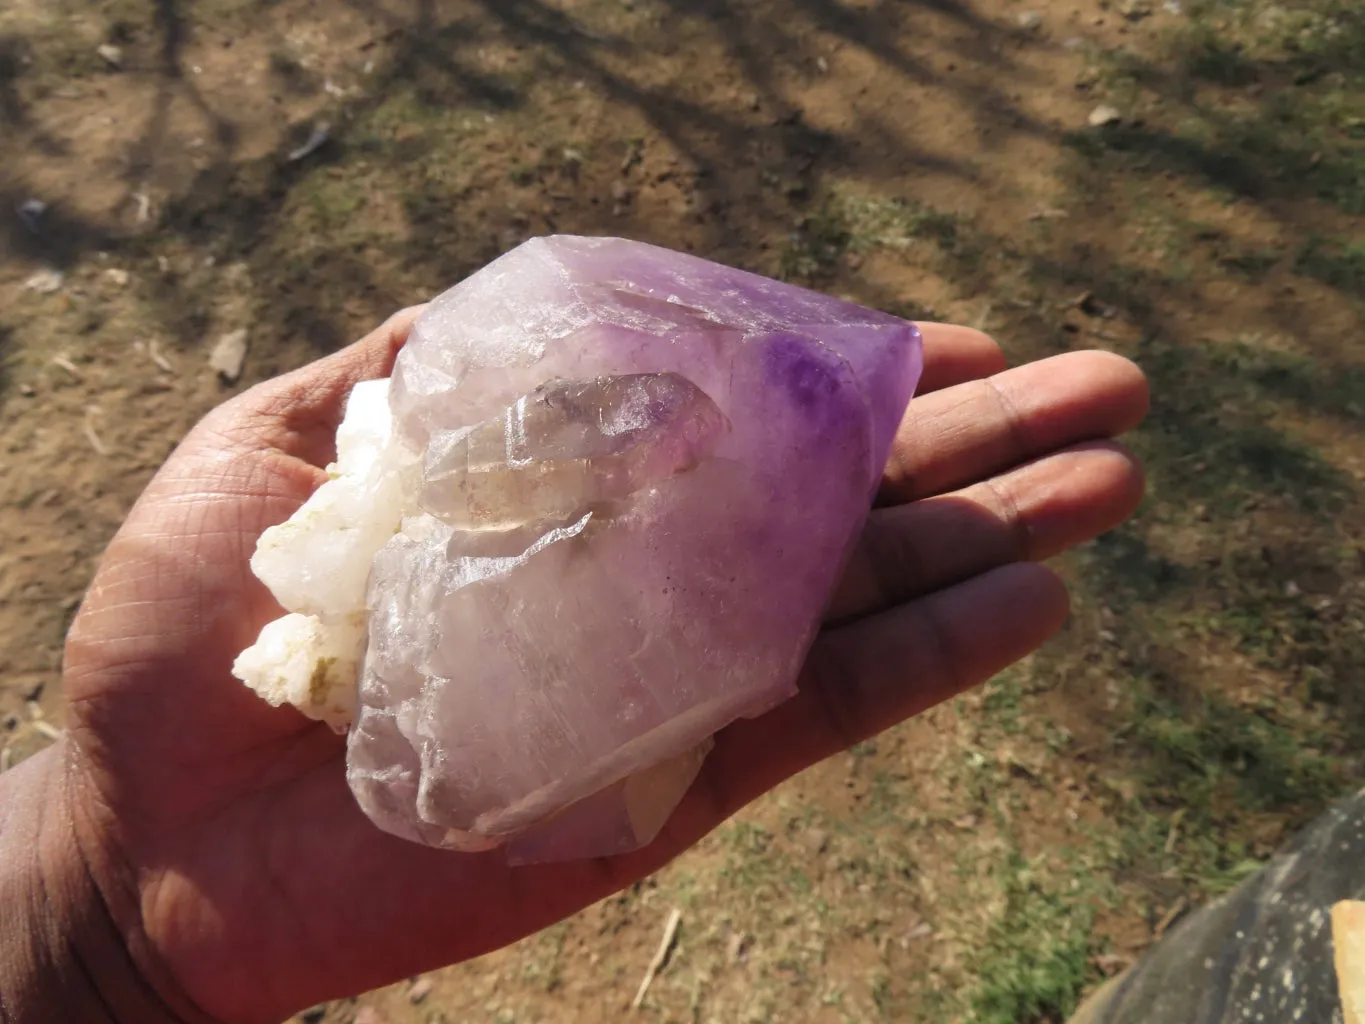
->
[55, 309, 1147, 1024]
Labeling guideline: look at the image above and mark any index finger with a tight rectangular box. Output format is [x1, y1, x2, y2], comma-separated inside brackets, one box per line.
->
[914, 322, 1008, 393]
[880, 350, 1150, 504]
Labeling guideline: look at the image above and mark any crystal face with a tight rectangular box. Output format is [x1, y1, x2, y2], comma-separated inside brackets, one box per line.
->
[324, 236, 921, 862]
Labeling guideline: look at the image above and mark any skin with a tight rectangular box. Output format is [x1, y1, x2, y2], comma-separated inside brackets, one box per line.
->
[0, 310, 1148, 1024]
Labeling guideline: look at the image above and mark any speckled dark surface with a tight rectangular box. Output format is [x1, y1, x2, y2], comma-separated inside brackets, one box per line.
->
[1076, 789, 1365, 1024]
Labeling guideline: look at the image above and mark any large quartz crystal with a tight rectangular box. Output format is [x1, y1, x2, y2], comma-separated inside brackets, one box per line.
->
[239, 235, 922, 863]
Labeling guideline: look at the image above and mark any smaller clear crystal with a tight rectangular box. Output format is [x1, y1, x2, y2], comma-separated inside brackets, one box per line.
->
[421, 372, 730, 531]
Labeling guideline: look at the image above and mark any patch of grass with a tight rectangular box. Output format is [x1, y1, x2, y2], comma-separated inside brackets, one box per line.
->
[870, 972, 894, 1016]
[268, 49, 319, 95]
[1127, 683, 1341, 819]
[1078, 527, 1186, 609]
[518, 922, 568, 992]
[981, 675, 1025, 734]
[1111, 803, 1268, 898]
[1067, 296, 1363, 897]
[301, 172, 368, 231]
[1068, 0, 1365, 214]
[1065, 121, 1275, 203]
[1271, 2, 1365, 86]
[1294, 235, 1365, 300]
[834, 189, 965, 254]
[969, 852, 1099, 1024]
[1217, 247, 1280, 280]
[778, 204, 852, 280]
[0, 11, 102, 80]
[777, 186, 981, 283]
[508, 162, 540, 186]
[721, 819, 776, 859]
[1176, 23, 1260, 87]
[1125, 334, 1357, 518]
[1024, 250, 1169, 320]
[1219, 428, 1351, 512]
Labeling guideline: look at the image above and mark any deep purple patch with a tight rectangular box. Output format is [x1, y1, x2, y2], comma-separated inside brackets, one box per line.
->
[763, 333, 842, 416]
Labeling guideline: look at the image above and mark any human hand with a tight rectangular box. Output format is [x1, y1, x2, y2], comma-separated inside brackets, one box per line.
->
[7, 310, 1146, 1023]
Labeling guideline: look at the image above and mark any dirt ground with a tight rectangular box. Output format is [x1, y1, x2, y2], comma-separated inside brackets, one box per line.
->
[2, 0, 1363, 1021]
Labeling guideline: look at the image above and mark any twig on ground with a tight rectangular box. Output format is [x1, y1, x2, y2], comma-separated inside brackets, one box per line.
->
[51, 354, 82, 381]
[148, 339, 176, 373]
[632, 908, 683, 1010]
[33, 721, 61, 742]
[1155, 896, 1189, 937]
[83, 406, 110, 456]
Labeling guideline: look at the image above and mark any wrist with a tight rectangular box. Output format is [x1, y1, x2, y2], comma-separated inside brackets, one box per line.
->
[0, 742, 199, 1024]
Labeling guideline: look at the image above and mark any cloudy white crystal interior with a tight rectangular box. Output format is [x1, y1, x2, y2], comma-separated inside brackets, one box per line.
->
[236, 235, 922, 863]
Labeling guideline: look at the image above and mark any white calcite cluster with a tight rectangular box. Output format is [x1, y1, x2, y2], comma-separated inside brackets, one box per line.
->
[232, 379, 414, 731]
[235, 236, 923, 863]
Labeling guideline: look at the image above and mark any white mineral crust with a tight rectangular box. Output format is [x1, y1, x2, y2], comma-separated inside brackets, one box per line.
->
[232, 378, 415, 731]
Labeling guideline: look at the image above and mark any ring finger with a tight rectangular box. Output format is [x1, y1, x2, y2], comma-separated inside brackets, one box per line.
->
[829, 439, 1143, 622]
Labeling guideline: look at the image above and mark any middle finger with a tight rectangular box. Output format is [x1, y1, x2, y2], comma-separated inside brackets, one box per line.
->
[880, 349, 1149, 505]
[830, 440, 1143, 622]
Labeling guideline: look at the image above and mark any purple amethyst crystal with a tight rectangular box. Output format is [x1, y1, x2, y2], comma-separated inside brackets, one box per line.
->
[346, 236, 923, 861]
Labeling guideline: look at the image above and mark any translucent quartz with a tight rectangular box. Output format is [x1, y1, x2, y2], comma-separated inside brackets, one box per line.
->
[345, 236, 923, 862]
[421, 372, 730, 533]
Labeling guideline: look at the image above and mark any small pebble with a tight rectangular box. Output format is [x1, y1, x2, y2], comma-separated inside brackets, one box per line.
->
[209, 329, 249, 383]
[1088, 104, 1122, 127]
[802, 827, 830, 854]
[1017, 10, 1043, 30]
[97, 43, 123, 68]
[408, 976, 434, 1004]
[24, 269, 64, 293]
[726, 930, 751, 962]
[17, 198, 46, 232]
